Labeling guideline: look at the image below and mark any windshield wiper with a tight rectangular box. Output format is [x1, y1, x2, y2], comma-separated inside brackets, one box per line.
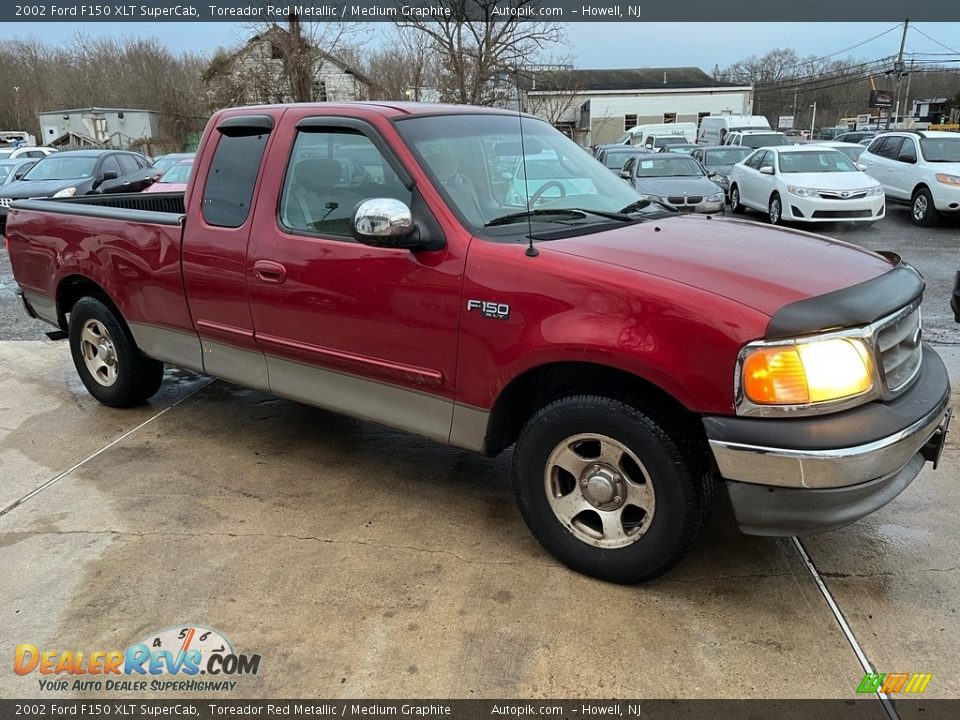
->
[484, 208, 589, 227]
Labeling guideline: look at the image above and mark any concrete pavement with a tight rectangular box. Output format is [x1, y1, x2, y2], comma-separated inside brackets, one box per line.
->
[0, 337, 956, 702]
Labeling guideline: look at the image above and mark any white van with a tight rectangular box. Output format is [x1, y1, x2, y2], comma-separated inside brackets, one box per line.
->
[697, 115, 770, 146]
[615, 122, 697, 149]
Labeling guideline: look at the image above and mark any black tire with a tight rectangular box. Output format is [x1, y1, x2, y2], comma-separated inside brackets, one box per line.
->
[768, 192, 783, 225]
[911, 187, 939, 227]
[729, 184, 745, 214]
[512, 395, 712, 584]
[68, 296, 164, 407]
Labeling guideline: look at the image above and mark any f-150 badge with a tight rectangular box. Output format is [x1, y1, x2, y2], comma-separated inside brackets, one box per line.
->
[467, 300, 510, 320]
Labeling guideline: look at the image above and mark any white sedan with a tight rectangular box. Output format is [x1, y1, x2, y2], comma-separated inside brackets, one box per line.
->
[729, 145, 885, 225]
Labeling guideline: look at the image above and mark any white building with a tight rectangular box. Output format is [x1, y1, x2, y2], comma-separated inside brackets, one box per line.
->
[205, 25, 372, 106]
[37, 108, 161, 148]
[521, 67, 753, 145]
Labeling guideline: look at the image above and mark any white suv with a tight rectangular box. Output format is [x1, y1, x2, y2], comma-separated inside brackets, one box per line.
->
[858, 130, 960, 226]
[722, 130, 792, 149]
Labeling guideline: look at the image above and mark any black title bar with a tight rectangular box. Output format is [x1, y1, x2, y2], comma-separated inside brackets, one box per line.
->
[4, 0, 958, 23]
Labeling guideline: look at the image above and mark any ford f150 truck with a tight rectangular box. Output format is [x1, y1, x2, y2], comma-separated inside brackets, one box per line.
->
[6, 103, 952, 583]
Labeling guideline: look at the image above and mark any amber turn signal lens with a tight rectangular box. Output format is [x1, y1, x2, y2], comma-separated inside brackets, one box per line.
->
[742, 339, 873, 406]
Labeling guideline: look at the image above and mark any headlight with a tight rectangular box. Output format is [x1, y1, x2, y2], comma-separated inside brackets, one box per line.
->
[714, 175, 729, 185]
[936, 173, 960, 187]
[707, 192, 723, 203]
[53, 187, 77, 198]
[867, 185, 884, 196]
[740, 337, 873, 408]
[786, 185, 817, 197]
[640, 194, 662, 203]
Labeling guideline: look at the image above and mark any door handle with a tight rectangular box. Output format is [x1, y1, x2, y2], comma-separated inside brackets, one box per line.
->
[253, 260, 287, 284]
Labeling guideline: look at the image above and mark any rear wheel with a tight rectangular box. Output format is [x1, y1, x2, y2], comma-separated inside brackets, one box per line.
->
[68, 296, 164, 407]
[512, 395, 711, 584]
[911, 187, 939, 227]
[768, 192, 783, 225]
[730, 185, 745, 214]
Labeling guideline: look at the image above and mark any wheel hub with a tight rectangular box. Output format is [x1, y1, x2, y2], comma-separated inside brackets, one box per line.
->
[580, 464, 625, 510]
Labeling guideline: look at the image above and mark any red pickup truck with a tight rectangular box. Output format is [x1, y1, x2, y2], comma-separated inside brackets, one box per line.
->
[6, 103, 952, 583]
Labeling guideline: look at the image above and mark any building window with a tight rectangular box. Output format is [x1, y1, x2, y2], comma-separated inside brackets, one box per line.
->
[663, 113, 677, 124]
[624, 114, 638, 131]
[314, 80, 328, 102]
[698, 112, 711, 124]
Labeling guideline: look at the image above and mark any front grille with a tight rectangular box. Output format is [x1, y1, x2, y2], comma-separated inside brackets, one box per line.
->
[666, 195, 703, 206]
[811, 209, 872, 219]
[876, 305, 923, 392]
[817, 190, 868, 200]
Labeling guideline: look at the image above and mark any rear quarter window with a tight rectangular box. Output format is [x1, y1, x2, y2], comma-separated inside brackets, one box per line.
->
[202, 131, 270, 228]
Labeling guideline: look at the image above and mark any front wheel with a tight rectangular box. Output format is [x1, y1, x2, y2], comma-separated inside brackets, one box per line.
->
[730, 185, 745, 214]
[68, 296, 164, 407]
[512, 396, 711, 584]
[768, 192, 783, 225]
[911, 188, 939, 227]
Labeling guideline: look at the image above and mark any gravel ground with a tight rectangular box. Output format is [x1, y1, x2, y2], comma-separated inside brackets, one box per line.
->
[1, 201, 957, 343]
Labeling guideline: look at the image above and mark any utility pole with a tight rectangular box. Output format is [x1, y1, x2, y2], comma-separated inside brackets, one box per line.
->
[793, 85, 798, 128]
[13, 86, 20, 129]
[889, 18, 909, 129]
[810, 102, 817, 138]
[902, 58, 915, 128]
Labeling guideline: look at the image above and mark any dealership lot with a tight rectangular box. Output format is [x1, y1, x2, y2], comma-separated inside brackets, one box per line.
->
[0, 204, 958, 700]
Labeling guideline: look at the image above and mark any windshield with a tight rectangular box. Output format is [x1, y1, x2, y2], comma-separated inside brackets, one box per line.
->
[740, 134, 790, 148]
[602, 151, 642, 170]
[921, 138, 960, 162]
[159, 161, 193, 183]
[24, 156, 98, 181]
[704, 148, 752, 166]
[778, 151, 858, 173]
[395, 114, 655, 231]
[634, 156, 705, 178]
[0, 149, 14, 160]
[654, 136, 687, 147]
[153, 155, 185, 173]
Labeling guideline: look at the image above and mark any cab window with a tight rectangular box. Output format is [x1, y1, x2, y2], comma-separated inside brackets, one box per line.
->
[279, 128, 409, 238]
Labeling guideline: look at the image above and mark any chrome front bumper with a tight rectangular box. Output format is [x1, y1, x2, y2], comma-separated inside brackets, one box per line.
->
[704, 344, 952, 535]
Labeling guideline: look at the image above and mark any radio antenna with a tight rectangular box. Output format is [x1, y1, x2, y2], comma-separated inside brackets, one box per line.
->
[514, 64, 538, 257]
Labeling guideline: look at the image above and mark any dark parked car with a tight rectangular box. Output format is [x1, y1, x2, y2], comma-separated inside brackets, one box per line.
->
[620, 153, 725, 214]
[595, 145, 652, 173]
[690, 145, 753, 197]
[0, 150, 159, 232]
[658, 143, 700, 155]
[835, 131, 878, 145]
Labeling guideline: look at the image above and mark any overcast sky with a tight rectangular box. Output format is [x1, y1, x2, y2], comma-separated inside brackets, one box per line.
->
[2, 22, 958, 69]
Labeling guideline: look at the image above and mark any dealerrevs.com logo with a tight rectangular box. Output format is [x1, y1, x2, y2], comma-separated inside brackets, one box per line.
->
[14, 625, 261, 692]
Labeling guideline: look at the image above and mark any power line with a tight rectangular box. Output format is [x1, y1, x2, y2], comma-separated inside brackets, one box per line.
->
[912, 25, 960, 56]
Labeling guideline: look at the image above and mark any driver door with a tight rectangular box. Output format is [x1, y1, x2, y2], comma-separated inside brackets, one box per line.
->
[245, 113, 466, 444]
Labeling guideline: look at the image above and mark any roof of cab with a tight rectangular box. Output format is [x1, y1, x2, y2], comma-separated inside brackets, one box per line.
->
[219, 101, 530, 120]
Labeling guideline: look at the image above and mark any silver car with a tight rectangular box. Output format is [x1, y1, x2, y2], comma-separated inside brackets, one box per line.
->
[620, 154, 725, 214]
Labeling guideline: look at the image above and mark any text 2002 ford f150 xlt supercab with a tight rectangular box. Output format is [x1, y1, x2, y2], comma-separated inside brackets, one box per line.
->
[6, 103, 952, 583]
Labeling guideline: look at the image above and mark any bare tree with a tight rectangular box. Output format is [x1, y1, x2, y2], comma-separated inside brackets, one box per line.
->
[396, 1, 565, 106]
[362, 27, 439, 101]
[522, 63, 582, 128]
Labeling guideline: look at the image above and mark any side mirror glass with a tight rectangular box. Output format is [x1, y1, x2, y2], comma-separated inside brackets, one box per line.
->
[759, 166, 775, 175]
[619, 168, 632, 179]
[856, 163, 868, 171]
[351, 198, 417, 249]
[707, 170, 717, 177]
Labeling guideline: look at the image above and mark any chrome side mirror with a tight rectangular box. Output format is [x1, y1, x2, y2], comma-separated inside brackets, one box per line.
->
[759, 166, 775, 175]
[351, 198, 417, 249]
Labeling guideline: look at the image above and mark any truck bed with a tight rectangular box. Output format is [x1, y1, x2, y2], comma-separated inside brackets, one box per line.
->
[6, 191, 195, 340]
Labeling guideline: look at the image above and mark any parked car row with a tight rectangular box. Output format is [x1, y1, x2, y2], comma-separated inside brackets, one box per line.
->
[0, 149, 160, 233]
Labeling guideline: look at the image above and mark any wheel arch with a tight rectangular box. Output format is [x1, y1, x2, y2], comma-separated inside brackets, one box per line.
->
[483, 360, 709, 461]
[56, 275, 129, 335]
[911, 182, 931, 199]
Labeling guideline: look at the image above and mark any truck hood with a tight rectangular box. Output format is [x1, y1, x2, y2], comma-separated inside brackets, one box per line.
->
[546, 215, 896, 318]
[0, 178, 84, 199]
